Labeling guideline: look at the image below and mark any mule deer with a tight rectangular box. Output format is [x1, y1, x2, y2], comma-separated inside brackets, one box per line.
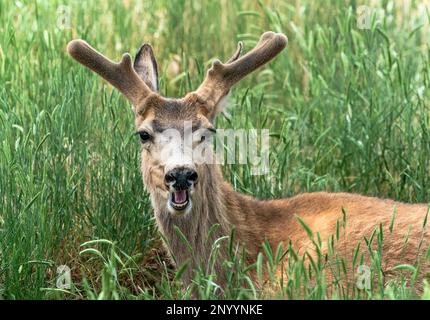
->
[67, 32, 429, 293]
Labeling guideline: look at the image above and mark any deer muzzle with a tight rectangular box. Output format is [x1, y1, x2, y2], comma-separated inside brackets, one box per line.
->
[164, 167, 198, 213]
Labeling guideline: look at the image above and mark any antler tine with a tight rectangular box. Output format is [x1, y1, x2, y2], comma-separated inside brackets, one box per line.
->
[225, 41, 243, 64]
[67, 39, 152, 106]
[195, 31, 287, 108]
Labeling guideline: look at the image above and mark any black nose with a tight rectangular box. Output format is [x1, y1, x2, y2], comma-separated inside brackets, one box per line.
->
[164, 168, 198, 189]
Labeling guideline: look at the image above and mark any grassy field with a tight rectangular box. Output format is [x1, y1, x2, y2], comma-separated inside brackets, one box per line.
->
[1, 0, 430, 299]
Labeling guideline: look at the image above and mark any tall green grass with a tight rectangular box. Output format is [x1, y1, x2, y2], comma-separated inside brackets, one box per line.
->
[1, 0, 430, 299]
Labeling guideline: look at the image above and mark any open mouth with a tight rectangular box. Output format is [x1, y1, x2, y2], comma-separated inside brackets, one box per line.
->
[170, 190, 189, 211]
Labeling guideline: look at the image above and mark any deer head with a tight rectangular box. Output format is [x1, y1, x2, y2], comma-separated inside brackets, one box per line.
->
[67, 32, 287, 216]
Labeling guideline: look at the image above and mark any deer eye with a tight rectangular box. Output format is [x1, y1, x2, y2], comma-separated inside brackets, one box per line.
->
[137, 131, 151, 143]
[198, 128, 216, 144]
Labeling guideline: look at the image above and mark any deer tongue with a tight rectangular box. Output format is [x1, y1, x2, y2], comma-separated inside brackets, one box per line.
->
[172, 190, 187, 204]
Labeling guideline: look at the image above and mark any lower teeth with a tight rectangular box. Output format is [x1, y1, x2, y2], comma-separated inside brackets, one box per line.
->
[172, 200, 188, 209]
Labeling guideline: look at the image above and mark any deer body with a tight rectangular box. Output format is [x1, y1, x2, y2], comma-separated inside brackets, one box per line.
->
[149, 160, 429, 286]
[67, 32, 430, 293]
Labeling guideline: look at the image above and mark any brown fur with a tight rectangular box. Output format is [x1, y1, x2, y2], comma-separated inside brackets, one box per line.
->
[67, 32, 430, 294]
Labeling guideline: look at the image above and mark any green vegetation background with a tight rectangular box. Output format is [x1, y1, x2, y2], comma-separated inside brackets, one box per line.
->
[1, 0, 430, 299]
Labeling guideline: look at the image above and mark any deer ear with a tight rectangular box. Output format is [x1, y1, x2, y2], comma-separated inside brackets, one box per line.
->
[134, 44, 159, 92]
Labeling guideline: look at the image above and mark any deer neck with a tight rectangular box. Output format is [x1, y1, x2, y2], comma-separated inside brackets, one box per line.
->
[150, 165, 228, 258]
[147, 164, 265, 281]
